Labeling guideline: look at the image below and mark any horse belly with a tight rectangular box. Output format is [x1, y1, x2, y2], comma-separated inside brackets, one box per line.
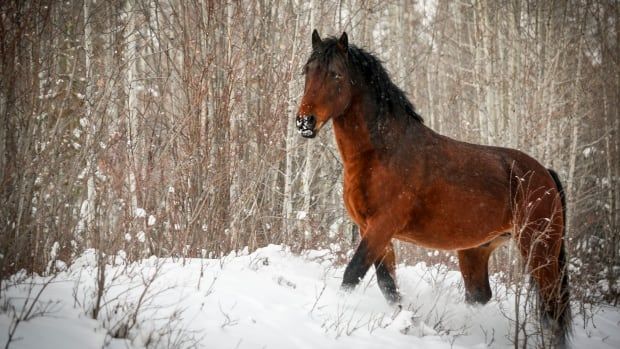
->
[396, 225, 511, 250]
[397, 194, 512, 250]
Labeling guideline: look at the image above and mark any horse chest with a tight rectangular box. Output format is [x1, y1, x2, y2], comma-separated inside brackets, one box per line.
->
[342, 164, 401, 229]
[342, 168, 374, 228]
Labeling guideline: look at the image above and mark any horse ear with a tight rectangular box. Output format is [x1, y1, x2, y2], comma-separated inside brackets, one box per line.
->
[312, 29, 321, 50]
[337, 32, 348, 52]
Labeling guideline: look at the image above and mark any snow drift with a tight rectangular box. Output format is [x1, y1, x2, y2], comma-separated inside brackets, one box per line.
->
[1, 245, 618, 348]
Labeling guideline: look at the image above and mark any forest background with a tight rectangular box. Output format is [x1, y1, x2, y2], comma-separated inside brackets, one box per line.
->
[1, 0, 618, 306]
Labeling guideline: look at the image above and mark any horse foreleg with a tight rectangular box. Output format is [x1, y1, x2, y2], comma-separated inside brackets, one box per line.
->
[341, 226, 392, 295]
[374, 242, 401, 304]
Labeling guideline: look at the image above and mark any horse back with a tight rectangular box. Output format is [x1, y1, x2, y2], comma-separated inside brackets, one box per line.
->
[349, 133, 560, 249]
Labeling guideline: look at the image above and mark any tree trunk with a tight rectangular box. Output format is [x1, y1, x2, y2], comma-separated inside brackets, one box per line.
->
[282, 4, 300, 246]
[83, 0, 97, 245]
[124, 1, 140, 219]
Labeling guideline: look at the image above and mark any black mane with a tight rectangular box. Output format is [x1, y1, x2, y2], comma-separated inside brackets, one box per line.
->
[310, 37, 424, 128]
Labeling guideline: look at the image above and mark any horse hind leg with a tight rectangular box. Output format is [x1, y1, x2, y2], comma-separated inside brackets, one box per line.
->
[458, 247, 492, 304]
[374, 242, 401, 304]
[458, 234, 509, 304]
[517, 223, 571, 346]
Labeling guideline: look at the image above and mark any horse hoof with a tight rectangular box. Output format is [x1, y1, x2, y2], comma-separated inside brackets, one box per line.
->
[465, 289, 491, 305]
[387, 293, 402, 306]
[340, 282, 356, 293]
[391, 303, 404, 318]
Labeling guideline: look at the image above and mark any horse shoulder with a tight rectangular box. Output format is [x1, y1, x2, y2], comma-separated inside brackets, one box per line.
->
[342, 161, 372, 229]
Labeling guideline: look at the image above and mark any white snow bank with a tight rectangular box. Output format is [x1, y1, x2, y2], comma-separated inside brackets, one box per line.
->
[1, 245, 619, 349]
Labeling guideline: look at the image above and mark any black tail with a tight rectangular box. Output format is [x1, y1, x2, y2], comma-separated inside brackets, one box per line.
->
[548, 169, 567, 228]
[547, 168, 572, 344]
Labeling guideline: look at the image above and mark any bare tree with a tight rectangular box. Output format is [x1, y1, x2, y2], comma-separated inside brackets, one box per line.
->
[0, 0, 617, 306]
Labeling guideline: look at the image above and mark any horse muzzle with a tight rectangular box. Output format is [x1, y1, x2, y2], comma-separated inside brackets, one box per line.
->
[296, 114, 316, 138]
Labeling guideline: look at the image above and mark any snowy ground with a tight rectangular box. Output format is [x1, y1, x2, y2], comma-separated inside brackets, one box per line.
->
[1, 245, 619, 349]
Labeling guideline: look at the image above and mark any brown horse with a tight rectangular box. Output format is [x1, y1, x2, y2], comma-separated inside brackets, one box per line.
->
[296, 30, 571, 344]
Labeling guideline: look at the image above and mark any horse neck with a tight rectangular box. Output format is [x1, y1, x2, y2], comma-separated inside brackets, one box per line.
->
[332, 93, 432, 169]
[332, 98, 376, 166]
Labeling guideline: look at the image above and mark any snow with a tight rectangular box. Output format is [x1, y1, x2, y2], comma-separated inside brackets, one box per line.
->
[415, 0, 438, 28]
[1, 245, 619, 349]
[583, 146, 595, 158]
[135, 208, 146, 218]
[79, 118, 88, 128]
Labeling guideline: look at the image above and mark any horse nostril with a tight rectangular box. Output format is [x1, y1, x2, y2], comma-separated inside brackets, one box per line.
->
[297, 115, 316, 130]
